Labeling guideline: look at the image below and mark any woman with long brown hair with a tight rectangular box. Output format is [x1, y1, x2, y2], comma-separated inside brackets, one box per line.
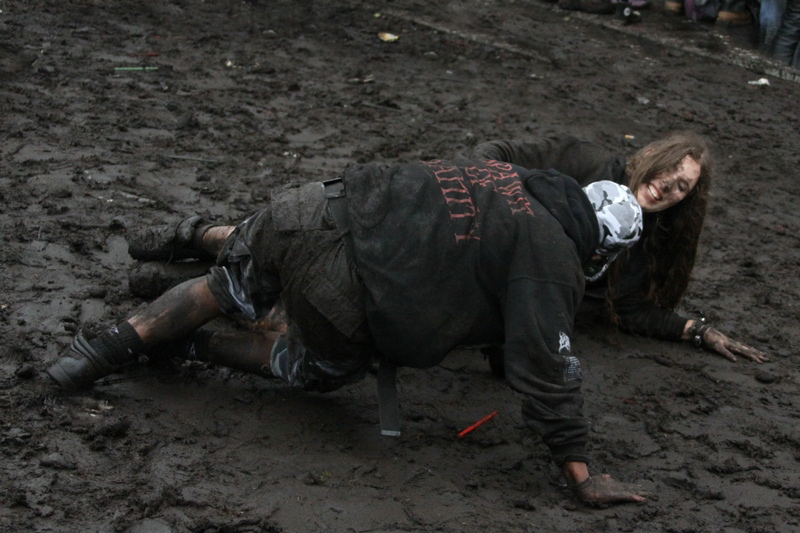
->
[472, 131, 766, 363]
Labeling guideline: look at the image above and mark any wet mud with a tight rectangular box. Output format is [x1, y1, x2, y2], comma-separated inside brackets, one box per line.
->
[1, 1, 799, 532]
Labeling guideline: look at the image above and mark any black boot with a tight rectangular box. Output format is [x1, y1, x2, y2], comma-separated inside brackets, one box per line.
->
[47, 323, 144, 390]
[127, 215, 209, 261]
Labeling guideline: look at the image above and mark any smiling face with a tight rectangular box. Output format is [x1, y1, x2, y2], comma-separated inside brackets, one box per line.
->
[635, 155, 701, 213]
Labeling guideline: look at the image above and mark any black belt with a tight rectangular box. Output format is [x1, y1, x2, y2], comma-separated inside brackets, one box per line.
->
[323, 177, 356, 271]
[323, 177, 349, 238]
[321, 177, 402, 438]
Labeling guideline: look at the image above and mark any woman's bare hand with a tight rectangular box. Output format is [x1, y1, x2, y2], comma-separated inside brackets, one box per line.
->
[703, 327, 769, 363]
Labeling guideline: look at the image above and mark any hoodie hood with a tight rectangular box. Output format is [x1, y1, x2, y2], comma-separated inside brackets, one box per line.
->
[522, 168, 599, 265]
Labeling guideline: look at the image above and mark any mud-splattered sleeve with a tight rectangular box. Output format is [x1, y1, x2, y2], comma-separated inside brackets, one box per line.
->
[502, 274, 590, 465]
[471, 135, 625, 187]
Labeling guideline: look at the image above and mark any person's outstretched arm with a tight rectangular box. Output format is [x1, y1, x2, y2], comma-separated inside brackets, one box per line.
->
[607, 244, 768, 363]
[682, 319, 768, 363]
[503, 274, 649, 506]
[471, 135, 625, 186]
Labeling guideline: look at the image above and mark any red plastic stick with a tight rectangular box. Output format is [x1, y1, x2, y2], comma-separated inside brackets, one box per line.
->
[457, 410, 498, 438]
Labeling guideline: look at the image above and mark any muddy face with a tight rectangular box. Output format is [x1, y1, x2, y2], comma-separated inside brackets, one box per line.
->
[635, 155, 701, 213]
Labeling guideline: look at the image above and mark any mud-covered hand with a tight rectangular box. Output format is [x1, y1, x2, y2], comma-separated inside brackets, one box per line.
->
[703, 327, 769, 363]
[571, 474, 648, 506]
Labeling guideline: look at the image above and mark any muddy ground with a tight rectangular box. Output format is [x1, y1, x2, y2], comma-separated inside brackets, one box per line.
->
[1, 0, 799, 532]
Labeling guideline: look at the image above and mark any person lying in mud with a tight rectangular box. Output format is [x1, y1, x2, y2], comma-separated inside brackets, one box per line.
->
[48, 158, 647, 506]
[470, 131, 767, 376]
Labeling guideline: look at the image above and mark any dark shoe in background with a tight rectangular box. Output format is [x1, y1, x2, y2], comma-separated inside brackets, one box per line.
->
[558, 0, 617, 14]
[615, 2, 643, 23]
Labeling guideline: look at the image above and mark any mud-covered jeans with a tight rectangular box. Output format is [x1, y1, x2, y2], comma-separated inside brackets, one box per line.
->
[773, 0, 800, 66]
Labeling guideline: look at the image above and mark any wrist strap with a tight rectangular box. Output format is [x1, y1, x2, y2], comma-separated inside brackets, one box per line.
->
[688, 318, 710, 348]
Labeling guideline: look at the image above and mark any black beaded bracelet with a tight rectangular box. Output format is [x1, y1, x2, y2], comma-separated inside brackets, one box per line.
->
[688, 318, 710, 348]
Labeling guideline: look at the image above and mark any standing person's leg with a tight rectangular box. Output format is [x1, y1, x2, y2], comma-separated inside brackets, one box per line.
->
[794, 37, 800, 66]
[759, 0, 787, 51]
[773, 0, 800, 64]
[48, 277, 224, 390]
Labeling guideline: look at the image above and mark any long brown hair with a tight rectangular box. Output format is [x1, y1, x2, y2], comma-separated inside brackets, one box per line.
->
[608, 131, 713, 310]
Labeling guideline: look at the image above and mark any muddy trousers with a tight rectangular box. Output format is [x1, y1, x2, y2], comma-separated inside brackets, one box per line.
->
[202, 182, 378, 393]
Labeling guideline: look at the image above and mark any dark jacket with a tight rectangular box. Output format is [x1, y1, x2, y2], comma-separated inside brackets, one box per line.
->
[341, 158, 599, 464]
[471, 135, 687, 340]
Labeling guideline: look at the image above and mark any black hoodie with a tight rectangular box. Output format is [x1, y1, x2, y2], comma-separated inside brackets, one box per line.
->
[341, 158, 599, 464]
[471, 135, 687, 339]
